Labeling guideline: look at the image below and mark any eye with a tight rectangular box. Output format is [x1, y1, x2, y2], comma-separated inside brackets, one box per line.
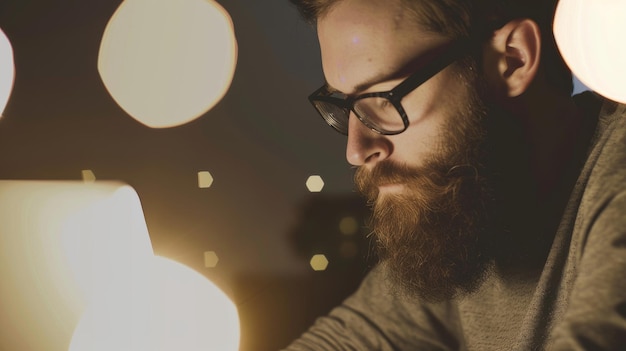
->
[377, 98, 394, 110]
[380, 99, 390, 107]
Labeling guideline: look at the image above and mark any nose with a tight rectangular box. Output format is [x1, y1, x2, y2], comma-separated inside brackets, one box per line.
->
[345, 112, 391, 167]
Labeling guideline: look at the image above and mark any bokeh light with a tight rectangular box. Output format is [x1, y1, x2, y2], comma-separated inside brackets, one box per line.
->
[339, 216, 358, 235]
[305, 175, 325, 192]
[68, 256, 240, 351]
[81, 170, 96, 183]
[98, 0, 238, 128]
[0, 27, 14, 117]
[554, 0, 626, 103]
[198, 171, 214, 188]
[309, 254, 329, 271]
[0, 181, 240, 350]
[204, 250, 219, 268]
[0, 181, 154, 350]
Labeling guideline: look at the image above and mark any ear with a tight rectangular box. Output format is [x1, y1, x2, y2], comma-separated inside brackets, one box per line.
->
[483, 19, 541, 98]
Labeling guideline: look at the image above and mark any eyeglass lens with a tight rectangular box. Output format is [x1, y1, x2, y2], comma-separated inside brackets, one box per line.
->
[312, 100, 350, 134]
[353, 97, 405, 134]
[313, 97, 405, 135]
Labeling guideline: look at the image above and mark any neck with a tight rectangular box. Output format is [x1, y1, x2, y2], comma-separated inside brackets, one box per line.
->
[507, 81, 589, 204]
[484, 82, 594, 271]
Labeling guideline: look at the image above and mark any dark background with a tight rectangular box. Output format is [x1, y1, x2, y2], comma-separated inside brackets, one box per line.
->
[0, 1, 376, 350]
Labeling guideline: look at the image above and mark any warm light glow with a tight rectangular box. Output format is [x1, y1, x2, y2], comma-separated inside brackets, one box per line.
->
[198, 170, 214, 188]
[98, 0, 238, 128]
[310, 254, 329, 271]
[60, 185, 155, 305]
[0, 27, 15, 117]
[0, 181, 240, 351]
[0, 181, 153, 350]
[554, 0, 626, 103]
[68, 256, 240, 351]
[306, 175, 325, 192]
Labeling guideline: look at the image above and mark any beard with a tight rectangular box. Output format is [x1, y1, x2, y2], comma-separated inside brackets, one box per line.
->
[354, 64, 498, 302]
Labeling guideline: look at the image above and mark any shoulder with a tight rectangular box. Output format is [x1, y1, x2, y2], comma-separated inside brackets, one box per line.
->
[547, 96, 626, 349]
[575, 95, 626, 228]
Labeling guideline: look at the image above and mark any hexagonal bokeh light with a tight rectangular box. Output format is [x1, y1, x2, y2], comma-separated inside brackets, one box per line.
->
[204, 251, 219, 268]
[306, 175, 325, 192]
[554, 0, 626, 103]
[98, 0, 238, 128]
[0, 27, 15, 117]
[81, 170, 96, 183]
[309, 254, 329, 271]
[198, 171, 214, 188]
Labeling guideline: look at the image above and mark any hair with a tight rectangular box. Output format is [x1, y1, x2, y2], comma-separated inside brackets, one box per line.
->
[289, 0, 573, 95]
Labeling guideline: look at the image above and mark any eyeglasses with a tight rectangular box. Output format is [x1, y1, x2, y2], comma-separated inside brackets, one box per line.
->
[308, 40, 469, 135]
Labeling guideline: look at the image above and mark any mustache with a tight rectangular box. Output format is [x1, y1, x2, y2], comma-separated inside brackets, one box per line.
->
[354, 160, 480, 201]
[354, 161, 433, 203]
[356, 161, 424, 187]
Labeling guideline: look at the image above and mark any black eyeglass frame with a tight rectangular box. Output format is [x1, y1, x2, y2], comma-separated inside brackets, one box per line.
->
[308, 40, 470, 135]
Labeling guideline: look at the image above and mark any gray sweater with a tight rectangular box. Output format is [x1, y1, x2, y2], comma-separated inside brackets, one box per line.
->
[285, 95, 626, 350]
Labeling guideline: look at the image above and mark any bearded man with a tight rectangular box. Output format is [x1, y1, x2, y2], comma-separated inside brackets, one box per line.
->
[284, 0, 626, 349]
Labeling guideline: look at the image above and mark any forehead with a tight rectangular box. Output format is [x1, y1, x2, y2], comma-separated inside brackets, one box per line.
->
[317, 0, 446, 95]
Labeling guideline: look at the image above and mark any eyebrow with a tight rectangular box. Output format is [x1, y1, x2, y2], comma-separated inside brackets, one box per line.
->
[326, 69, 400, 97]
[325, 44, 451, 97]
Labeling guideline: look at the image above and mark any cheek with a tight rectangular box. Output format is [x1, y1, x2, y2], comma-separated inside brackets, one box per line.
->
[402, 68, 466, 126]
[389, 116, 445, 165]
[395, 72, 472, 161]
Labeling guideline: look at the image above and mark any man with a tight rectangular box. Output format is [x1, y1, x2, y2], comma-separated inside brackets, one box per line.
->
[284, 0, 626, 349]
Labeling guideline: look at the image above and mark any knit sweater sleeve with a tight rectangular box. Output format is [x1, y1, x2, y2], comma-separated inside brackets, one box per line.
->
[548, 102, 626, 350]
[548, 191, 626, 350]
[281, 264, 462, 351]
